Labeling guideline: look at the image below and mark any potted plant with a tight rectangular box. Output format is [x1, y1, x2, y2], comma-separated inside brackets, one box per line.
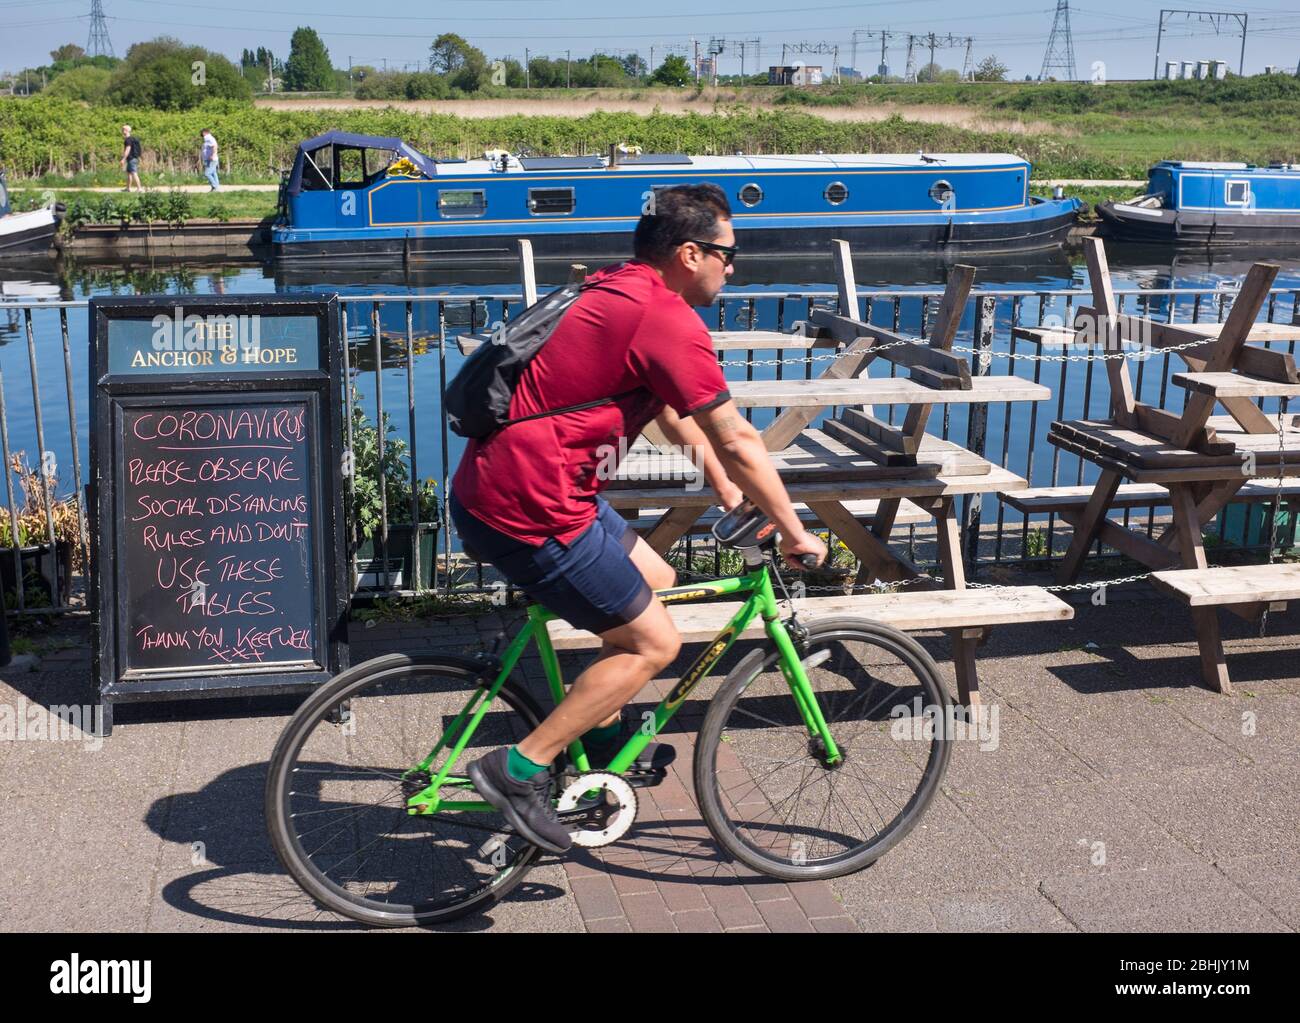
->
[0, 452, 83, 608]
[348, 398, 440, 591]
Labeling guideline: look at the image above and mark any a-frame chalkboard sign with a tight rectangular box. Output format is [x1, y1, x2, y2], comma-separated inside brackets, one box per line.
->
[89, 294, 348, 734]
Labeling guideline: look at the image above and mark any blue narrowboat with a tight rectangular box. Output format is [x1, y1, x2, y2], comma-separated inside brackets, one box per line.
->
[272, 131, 1081, 266]
[1098, 161, 1300, 248]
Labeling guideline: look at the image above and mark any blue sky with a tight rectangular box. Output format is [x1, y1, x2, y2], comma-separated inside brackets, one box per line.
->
[3, 0, 1299, 81]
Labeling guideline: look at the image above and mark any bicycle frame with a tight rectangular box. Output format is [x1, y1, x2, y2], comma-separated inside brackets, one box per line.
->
[402, 558, 842, 816]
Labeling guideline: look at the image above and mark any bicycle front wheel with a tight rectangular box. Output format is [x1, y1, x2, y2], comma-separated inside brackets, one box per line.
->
[695, 617, 952, 881]
[265, 653, 551, 927]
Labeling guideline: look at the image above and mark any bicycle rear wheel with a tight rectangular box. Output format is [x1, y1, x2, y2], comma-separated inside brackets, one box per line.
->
[265, 653, 551, 927]
[695, 618, 952, 881]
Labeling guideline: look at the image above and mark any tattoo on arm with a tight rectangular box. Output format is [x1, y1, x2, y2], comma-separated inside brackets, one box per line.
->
[712, 414, 741, 438]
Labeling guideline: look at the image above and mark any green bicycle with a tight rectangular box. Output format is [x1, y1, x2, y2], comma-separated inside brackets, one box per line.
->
[265, 501, 952, 927]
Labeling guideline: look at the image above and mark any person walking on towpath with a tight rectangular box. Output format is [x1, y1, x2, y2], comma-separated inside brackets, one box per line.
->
[201, 129, 221, 191]
[452, 183, 828, 854]
[121, 124, 142, 192]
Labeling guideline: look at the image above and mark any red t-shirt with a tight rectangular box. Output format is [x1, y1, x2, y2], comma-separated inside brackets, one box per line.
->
[452, 261, 731, 544]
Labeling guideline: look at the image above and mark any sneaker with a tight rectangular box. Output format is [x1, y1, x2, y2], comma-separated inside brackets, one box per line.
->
[466, 747, 572, 855]
[582, 715, 677, 773]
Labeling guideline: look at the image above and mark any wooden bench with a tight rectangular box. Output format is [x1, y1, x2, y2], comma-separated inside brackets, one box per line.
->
[1149, 564, 1300, 692]
[1000, 479, 1300, 515]
[619, 498, 930, 535]
[1150, 563, 1300, 607]
[545, 586, 1074, 706]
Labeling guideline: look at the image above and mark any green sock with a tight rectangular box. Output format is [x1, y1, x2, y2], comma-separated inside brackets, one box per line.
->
[507, 746, 549, 781]
[582, 720, 622, 747]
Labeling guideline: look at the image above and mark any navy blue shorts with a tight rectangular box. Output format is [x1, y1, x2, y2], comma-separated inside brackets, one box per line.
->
[449, 491, 653, 635]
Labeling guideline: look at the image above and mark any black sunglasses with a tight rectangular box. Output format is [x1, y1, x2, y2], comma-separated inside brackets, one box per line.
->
[681, 238, 738, 267]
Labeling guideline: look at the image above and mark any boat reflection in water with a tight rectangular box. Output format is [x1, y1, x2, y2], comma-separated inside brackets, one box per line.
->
[269, 247, 1079, 292]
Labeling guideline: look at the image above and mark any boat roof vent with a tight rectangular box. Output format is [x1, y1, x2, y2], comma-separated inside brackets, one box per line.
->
[520, 156, 604, 171]
[1170, 161, 1249, 170]
[616, 153, 693, 165]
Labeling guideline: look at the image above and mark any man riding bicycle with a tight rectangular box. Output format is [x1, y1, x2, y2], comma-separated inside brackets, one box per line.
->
[454, 184, 827, 854]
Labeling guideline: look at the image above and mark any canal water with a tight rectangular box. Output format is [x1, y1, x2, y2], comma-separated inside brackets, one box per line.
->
[2, 246, 1299, 534]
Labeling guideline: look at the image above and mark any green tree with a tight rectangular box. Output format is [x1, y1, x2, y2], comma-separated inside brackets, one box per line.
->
[355, 71, 411, 99]
[428, 33, 479, 75]
[404, 72, 450, 99]
[527, 57, 561, 87]
[284, 27, 334, 91]
[49, 43, 85, 64]
[582, 53, 628, 87]
[43, 65, 112, 103]
[501, 58, 526, 88]
[651, 54, 692, 86]
[105, 37, 251, 110]
[621, 53, 648, 80]
[973, 55, 1008, 82]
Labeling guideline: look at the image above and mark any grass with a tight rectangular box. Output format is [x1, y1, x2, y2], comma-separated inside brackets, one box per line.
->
[28, 167, 278, 188]
[15, 187, 277, 223]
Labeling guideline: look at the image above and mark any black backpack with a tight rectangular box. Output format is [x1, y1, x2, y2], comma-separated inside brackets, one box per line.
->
[445, 281, 637, 439]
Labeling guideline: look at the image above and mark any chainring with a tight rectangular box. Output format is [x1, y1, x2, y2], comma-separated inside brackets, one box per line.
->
[556, 772, 638, 848]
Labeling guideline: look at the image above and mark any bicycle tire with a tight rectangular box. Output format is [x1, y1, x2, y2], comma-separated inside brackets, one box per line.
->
[694, 617, 952, 881]
[265, 653, 552, 927]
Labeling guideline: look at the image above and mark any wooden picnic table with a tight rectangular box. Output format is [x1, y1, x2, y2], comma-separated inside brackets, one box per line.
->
[613, 245, 1057, 707]
[728, 376, 1049, 408]
[1042, 237, 1298, 693]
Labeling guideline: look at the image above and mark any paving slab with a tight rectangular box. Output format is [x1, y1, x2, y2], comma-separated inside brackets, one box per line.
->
[1039, 861, 1290, 932]
[948, 778, 1201, 881]
[1213, 849, 1300, 932]
[1110, 762, 1300, 861]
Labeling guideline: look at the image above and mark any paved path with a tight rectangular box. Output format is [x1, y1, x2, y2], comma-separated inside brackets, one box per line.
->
[1, 592, 1296, 932]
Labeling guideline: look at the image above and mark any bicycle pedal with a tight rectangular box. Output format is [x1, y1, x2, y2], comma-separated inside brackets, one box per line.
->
[621, 767, 668, 790]
[560, 766, 666, 790]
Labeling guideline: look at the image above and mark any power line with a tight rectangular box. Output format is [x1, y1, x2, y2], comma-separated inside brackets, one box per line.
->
[1039, 0, 1077, 81]
[87, 0, 114, 57]
[109, 0, 950, 25]
[1153, 9, 1249, 78]
[779, 41, 840, 82]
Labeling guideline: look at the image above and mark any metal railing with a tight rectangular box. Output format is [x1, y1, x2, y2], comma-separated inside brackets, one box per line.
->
[2, 281, 1297, 612]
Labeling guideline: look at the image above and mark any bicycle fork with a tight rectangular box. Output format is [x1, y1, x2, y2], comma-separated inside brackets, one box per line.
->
[756, 572, 843, 766]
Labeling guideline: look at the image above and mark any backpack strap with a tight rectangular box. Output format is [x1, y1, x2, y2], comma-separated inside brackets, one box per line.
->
[494, 271, 642, 431]
[499, 387, 644, 429]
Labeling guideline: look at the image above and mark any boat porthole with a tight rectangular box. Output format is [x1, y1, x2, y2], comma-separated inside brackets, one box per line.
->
[739, 183, 763, 207]
[929, 180, 954, 205]
[824, 181, 849, 205]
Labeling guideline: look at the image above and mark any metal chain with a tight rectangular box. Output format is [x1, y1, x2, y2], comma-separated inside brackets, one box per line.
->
[795, 571, 1156, 595]
[946, 337, 1212, 363]
[721, 334, 1214, 368]
[670, 562, 1154, 595]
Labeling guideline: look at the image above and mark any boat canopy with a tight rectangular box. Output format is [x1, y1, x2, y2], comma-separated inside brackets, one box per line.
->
[286, 131, 438, 196]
